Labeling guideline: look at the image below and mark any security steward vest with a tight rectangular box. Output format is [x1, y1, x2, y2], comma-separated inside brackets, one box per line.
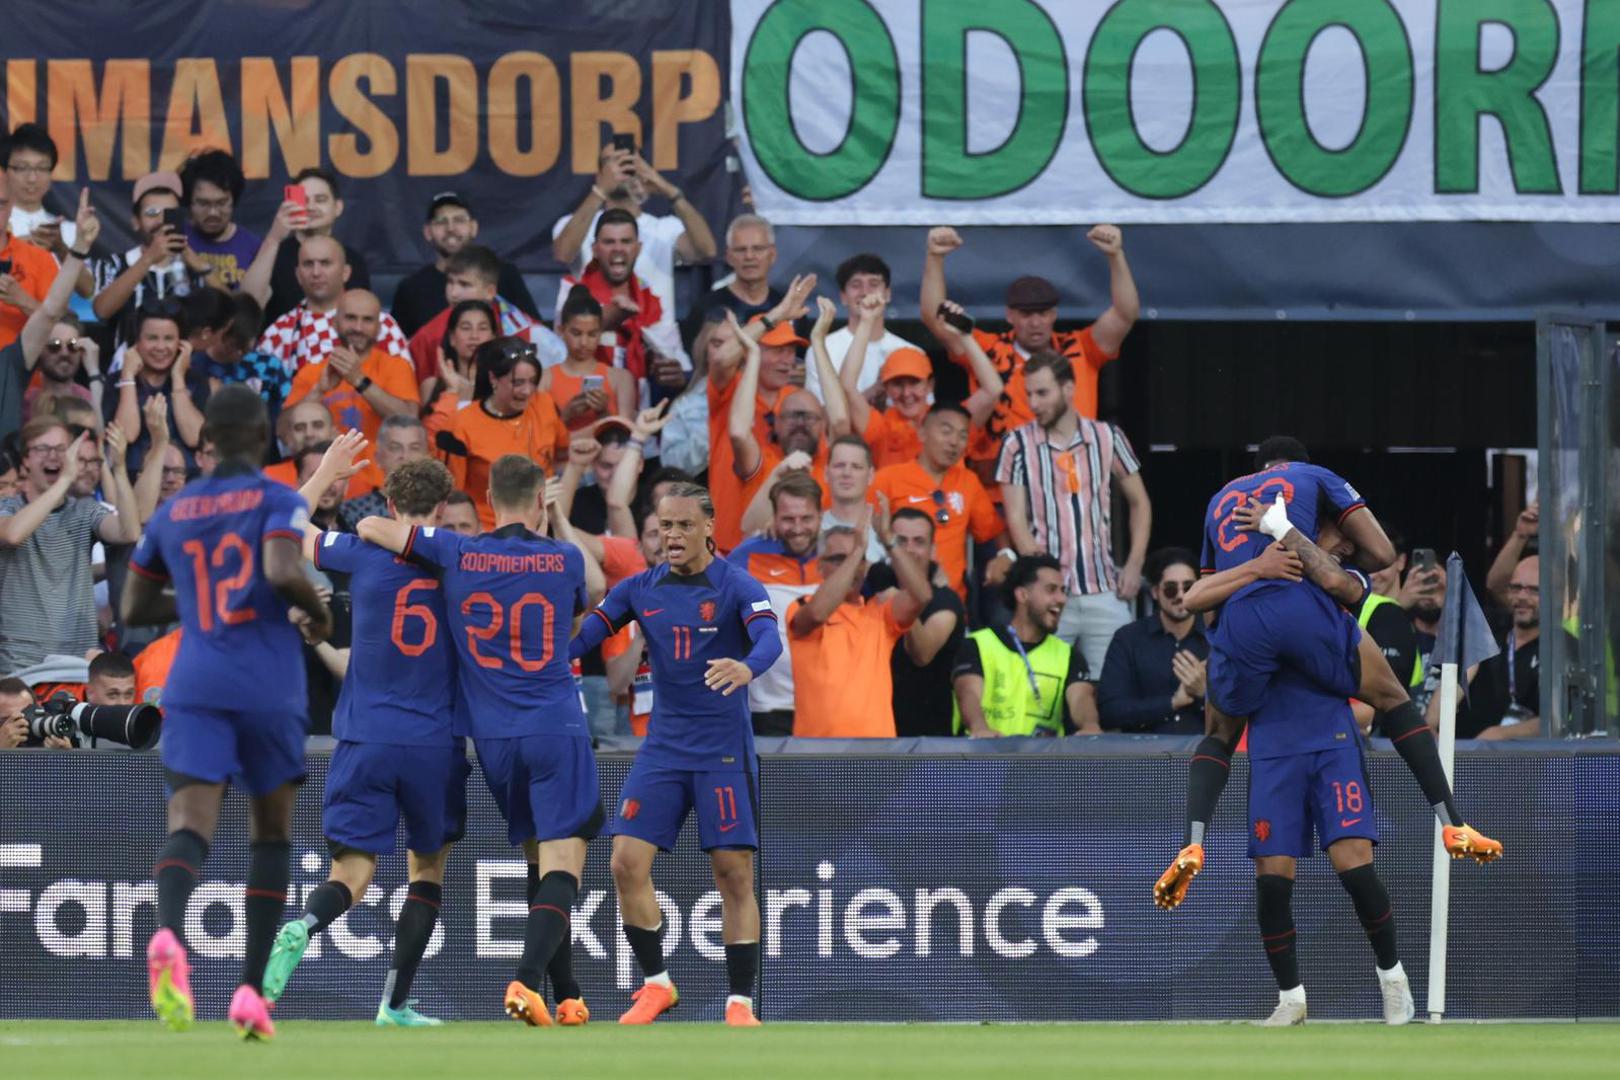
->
[953, 627, 1071, 736]
[1357, 592, 1422, 687]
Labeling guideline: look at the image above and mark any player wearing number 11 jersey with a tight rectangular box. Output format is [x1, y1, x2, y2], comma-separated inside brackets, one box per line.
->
[569, 482, 783, 1027]
[359, 454, 605, 1028]
[124, 386, 334, 1040]
[263, 452, 461, 1026]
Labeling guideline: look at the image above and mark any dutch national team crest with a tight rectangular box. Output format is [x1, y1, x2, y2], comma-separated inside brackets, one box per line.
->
[1254, 819, 1271, 842]
[698, 600, 716, 622]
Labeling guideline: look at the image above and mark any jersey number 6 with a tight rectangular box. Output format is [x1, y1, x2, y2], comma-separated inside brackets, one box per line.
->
[461, 591, 555, 671]
[391, 579, 439, 657]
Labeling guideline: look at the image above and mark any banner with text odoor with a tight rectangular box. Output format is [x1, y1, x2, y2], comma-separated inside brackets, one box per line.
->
[731, 0, 1620, 224]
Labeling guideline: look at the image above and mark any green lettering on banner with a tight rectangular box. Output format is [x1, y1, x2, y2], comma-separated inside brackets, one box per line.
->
[741, 0, 900, 201]
[1435, 0, 1562, 194]
[1083, 0, 1241, 199]
[1579, 0, 1620, 193]
[920, 0, 1067, 199]
[1255, 0, 1414, 197]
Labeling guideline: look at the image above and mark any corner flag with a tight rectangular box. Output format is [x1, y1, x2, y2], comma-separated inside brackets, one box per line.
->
[1433, 552, 1500, 679]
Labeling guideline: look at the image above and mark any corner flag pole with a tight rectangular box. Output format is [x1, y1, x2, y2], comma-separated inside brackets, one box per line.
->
[1425, 660, 1459, 1024]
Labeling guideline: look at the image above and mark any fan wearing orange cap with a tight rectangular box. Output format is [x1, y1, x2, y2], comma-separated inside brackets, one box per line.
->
[838, 292, 1003, 471]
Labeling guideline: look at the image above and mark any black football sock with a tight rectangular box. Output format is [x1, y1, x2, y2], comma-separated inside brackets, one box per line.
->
[515, 871, 576, 992]
[526, 863, 541, 902]
[1380, 701, 1462, 827]
[242, 841, 291, 992]
[154, 829, 209, 938]
[725, 941, 759, 999]
[300, 880, 353, 934]
[624, 921, 667, 980]
[1186, 735, 1236, 846]
[547, 929, 581, 1003]
[386, 880, 441, 1008]
[1256, 874, 1300, 991]
[1337, 864, 1399, 969]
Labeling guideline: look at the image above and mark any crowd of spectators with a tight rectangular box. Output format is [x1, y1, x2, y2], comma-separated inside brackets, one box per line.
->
[0, 126, 1571, 748]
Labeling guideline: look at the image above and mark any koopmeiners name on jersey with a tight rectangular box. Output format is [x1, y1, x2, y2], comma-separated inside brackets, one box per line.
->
[458, 551, 569, 574]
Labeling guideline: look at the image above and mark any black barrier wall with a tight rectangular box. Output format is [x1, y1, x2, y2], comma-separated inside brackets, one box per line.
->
[1, 746, 1616, 1022]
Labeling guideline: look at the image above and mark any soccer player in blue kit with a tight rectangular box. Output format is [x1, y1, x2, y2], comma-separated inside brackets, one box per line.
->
[259, 446, 462, 1026]
[569, 482, 783, 1027]
[122, 386, 334, 1040]
[358, 453, 605, 1027]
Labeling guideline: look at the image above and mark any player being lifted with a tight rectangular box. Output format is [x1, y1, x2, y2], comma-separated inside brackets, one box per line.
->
[123, 386, 334, 1040]
[359, 454, 606, 1027]
[1153, 438, 1500, 912]
[569, 482, 783, 1027]
[259, 439, 462, 1026]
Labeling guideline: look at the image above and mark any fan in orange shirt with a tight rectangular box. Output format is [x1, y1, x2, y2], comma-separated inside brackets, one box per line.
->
[438, 336, 566, 529]
[421, 299, 497, 435]
[543, 286, 634, 433]
[919, 224, 1139, 472]
[871, 403, 1012, 604]
[838, 293, 1005, 471]
[284, 289, 419, 449]
[0, 174, 59, 351]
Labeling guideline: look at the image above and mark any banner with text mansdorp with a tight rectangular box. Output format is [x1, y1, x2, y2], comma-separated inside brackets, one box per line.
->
[0, 1, 735, 274]
[731, 0, 1620, 225]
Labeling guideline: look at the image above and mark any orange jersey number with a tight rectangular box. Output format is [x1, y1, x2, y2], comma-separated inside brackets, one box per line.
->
[181, 532, 258, 631]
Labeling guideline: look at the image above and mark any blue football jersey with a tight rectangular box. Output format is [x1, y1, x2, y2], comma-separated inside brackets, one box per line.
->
[1201, 461, 1365, 579]
[128, 465, 309, 715]
[313, 531, 455, 746]
[587, 558, 776, 770]
[404, 523, 588, 740]
[1246, 666, 1362, 760]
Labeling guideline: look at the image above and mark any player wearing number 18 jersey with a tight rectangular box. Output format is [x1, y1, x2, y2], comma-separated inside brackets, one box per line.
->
[359, 454, 605, 1028]
[262, 452, 461, 1026]
[569, 482, 783, 1028]
[123, 386, 334, 1040]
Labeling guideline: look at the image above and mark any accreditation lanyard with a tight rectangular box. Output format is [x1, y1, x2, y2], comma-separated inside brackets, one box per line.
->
[1007, 626, 1043, 708]
[1505, 634, 1517, 704]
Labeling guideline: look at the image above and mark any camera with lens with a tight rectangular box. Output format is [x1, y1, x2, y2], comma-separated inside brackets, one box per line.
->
[22, 690, 162, 749]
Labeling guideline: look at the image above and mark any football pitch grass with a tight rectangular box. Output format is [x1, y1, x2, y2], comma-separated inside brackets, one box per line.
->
[3, 1020, 1617, 1079]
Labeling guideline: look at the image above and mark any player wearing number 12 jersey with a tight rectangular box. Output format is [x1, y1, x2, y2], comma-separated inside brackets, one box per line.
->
[123, 386, 334, 1040]
[262, 450, 461, 1026]
[359, 454, 605, 1028]
[569, 482, 783, 1028]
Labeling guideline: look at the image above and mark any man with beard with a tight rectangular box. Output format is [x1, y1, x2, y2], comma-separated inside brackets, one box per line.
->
[1097, 548, 1211, 734]
[1452, 555, 1570, 739]
[952, 554, 1098, 737]
[728, 471, 824, 737]
[335, 415, 431, 532]
[998, 351, 1150, 677]
[409, 244, 562, 386]
[263, 399, 335, 488]
[726, 304, 849, 546]
[552, 144, 716, 335]
[256, 236, 408, 376]
[179, 150, 259, 291]
[394, 192, 537, 337]
[285, 289, 419, 450]
[556, 209, 688, 394]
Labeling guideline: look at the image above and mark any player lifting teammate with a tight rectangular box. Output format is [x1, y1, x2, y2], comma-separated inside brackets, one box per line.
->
[569, 482, 783, 1027]
[1153, 438, 1500, 913]
[359, 454, 605, 1027]
[123, 385, 334, 1040]
[260, 439, 462, 1025]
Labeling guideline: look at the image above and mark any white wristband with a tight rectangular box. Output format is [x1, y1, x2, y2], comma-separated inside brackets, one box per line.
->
[997, 547, 1017, 561]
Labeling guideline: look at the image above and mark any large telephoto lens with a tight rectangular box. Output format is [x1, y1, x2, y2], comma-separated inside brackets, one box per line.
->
[70, 702, 162, 750]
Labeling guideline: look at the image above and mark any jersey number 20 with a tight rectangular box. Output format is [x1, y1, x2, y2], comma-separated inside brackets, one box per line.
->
[461, 591, 555, 671]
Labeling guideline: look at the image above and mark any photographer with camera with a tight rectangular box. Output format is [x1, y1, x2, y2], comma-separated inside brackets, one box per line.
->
[0, 677, 68, 748]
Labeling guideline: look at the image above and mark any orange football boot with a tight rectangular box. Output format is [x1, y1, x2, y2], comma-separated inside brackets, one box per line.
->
[617, 981, 679, 1024]
[1154, 843, 1205, 911]
[556, 997, 590, 1026]
[504, 981, 553, 1027]
[1443, 824, 1503, 864]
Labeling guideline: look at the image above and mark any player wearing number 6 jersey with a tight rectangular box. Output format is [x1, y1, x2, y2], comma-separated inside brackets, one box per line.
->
[569, 482, 783, 1028]
[123, 386, 334, 1041]
[359, 454, 605, 1028]
[262, 449, 461, 1026]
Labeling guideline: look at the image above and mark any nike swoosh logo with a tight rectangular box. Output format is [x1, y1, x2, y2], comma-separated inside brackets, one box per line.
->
[767, 568, 788, 576]
[718, 822, 739, 833]
[1340, 817, 1362, 828]
[642, 608, 664, 617]
[904, 495, 931, 504]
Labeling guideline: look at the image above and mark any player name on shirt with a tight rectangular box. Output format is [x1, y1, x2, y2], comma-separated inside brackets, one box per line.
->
[457, 550, 570, 574]
[168, 488, 265, 519]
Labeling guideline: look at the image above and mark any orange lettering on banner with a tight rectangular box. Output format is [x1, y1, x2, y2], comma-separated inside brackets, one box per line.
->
[406, 54, 478, 176]
[240, 57, 322, 180]
[47, 59, 151, 181]
[651, 50, 720, 172]
[488, 51, 562, 177]
[328, 53, 399, 179]
[6, 61, 37, 128]
[571, 51, 640, 175]
[159, 58, 233, 169]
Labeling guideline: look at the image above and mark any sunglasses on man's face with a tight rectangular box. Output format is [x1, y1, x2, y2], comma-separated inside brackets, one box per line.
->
[1159, 580, 1195, 599]
[45, 339, 83, 353]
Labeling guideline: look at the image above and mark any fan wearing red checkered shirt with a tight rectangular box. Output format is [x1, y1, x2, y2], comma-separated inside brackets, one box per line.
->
[255, 236, 408, 377]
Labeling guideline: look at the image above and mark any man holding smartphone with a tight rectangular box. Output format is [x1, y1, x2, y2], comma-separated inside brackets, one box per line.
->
[89, 171, 212, 350]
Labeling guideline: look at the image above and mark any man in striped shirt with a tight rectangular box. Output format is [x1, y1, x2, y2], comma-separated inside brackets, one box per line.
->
[996, 351, 1150, 680]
